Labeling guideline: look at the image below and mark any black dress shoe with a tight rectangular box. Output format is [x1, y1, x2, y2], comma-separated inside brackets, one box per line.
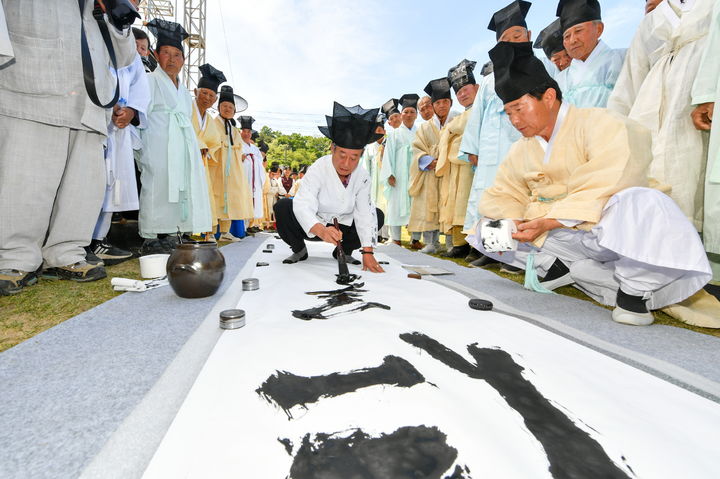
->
[332, 249, 361, 265]
[442, 244, 471, 258]
[500, 264, 523, 274]
[469, 255, 500, 268]
[283, 248, 308, 264]
[539, 259, 573, 290]
[464, 248, 482, 263]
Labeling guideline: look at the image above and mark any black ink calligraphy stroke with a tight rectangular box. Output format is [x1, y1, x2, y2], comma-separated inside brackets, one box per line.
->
[400, 332, 632, 479]
[286, 425, 471, 479]
[257, 355, 426, 419]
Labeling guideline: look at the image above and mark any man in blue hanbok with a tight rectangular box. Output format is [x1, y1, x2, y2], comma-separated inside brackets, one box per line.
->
[459, 0, 530, 268]
[380, 96, 418, 245]
[554, 0, 626, 108]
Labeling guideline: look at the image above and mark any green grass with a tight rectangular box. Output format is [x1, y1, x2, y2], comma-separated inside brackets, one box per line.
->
[396, 233, 720, 339]
[0, 240, 233, 353]
[0, 258, 143, 353]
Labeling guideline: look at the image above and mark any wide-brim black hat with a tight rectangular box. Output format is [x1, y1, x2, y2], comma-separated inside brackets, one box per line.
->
[318, 102, 384, 149]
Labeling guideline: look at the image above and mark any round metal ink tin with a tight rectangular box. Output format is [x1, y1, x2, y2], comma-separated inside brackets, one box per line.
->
[219, 309, 246, 330]
[242, 278, 260, 291]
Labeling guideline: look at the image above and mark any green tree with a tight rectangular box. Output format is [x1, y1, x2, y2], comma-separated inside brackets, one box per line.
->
[263, 128, 330, 170]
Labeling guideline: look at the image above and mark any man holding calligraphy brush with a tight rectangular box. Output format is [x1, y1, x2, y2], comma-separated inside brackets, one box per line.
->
[274, 102, 386, 273]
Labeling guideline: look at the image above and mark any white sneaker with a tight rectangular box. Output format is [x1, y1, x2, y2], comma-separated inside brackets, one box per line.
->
[420, 243, 437, 254]
[220, 233, 241, 242]
[612, 306, 654, 326]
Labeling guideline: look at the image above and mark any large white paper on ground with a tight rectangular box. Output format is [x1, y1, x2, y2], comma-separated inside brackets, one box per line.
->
[143, 238, 720, 479]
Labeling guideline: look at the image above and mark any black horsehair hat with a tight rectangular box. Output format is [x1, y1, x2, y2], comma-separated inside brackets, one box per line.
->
[490, 41, 559, 104]
[448, 59, 477, 93]
[534, 19, 565, 59]
[556, 0, 602, 33]
[424, 78, 452, 103]
[198, 64, 226, 92]
[399, 94, 420, 111]
[146, 19, 188, 55]
[488, 1, 531, 40]
[381, 98, 400, 118]
[318, 102, 384, 150]
[239, 116, 255, 130]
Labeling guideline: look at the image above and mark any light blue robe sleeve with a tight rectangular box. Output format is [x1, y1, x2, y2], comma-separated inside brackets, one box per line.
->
[379, 131, 396, 185]
[418, 155, 434, 170]
[459, 75, 492, 161]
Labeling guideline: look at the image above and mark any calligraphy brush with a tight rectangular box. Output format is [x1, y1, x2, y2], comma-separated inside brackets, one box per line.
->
[333, 218, 351, 282]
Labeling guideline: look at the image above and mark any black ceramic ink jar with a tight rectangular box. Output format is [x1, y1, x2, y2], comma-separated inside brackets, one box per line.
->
[167, 241, 226, 298]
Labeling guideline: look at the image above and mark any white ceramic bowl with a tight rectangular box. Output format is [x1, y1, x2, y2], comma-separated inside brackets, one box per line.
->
[139, 254, 170, 279]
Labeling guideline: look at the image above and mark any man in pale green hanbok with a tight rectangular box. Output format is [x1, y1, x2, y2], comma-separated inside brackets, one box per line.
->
[138, 20, 211, 253]
[555, 0, 626, 108]
[692, 0, 720, 283]
[379, 103, 417, 244]
[361, 120, 387, 214]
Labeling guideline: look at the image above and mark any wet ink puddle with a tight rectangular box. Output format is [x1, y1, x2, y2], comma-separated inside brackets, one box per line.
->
[292, 283, 391, 320]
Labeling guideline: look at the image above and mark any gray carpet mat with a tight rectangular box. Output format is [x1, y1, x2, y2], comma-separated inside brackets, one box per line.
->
[0, 236, 263, 479]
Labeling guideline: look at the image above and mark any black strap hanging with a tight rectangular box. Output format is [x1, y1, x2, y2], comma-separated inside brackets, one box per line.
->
[78, 0, 121, 108]
[225, 118, 236, 146]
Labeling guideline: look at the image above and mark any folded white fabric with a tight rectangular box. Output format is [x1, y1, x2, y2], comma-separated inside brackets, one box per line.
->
[111, 277, 168, 292]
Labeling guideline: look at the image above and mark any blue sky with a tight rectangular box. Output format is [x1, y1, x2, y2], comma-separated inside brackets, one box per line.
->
[198, 0, 644, 135]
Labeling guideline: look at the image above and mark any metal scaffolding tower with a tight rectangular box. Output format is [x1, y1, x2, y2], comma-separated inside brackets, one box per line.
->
[138, 0, 175, 23]
[183, 0, 207, 89]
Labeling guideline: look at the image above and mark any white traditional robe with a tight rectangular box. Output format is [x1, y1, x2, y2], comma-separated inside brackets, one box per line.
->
[241, 141, 266, 219]
[556, 40, 626, 108]
[470, 104, 711, 309]
[138, 68, 211, 237]
[361, 140, 387, 214]
[102, 55, 150, 212]
[459, 74, 522, 233]
[289, 178, 303, 197]
[265, 175, 286, 220]
[0, 3, 13, 62]
[379, 123, 416, 226]
[293, 155, 376, 248]
[692, 0, 720, 280]
[608, 0, 713, 230]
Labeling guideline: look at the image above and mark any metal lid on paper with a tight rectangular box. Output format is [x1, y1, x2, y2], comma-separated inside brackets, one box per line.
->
[242, 278, 260, 291]
[220, 309, 246, 330]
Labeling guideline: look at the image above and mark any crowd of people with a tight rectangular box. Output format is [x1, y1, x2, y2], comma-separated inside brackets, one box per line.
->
[1, 0, 719, 326]
[0, 0, 306, 294]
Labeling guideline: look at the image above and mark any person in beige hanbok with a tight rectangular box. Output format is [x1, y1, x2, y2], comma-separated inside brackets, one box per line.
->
[192, 64, 225, 237]
[410, 82, 458, 254]
[210, 86, 254, 240]
[468, 41, 711, 327]
[436, 60, 480, 259]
